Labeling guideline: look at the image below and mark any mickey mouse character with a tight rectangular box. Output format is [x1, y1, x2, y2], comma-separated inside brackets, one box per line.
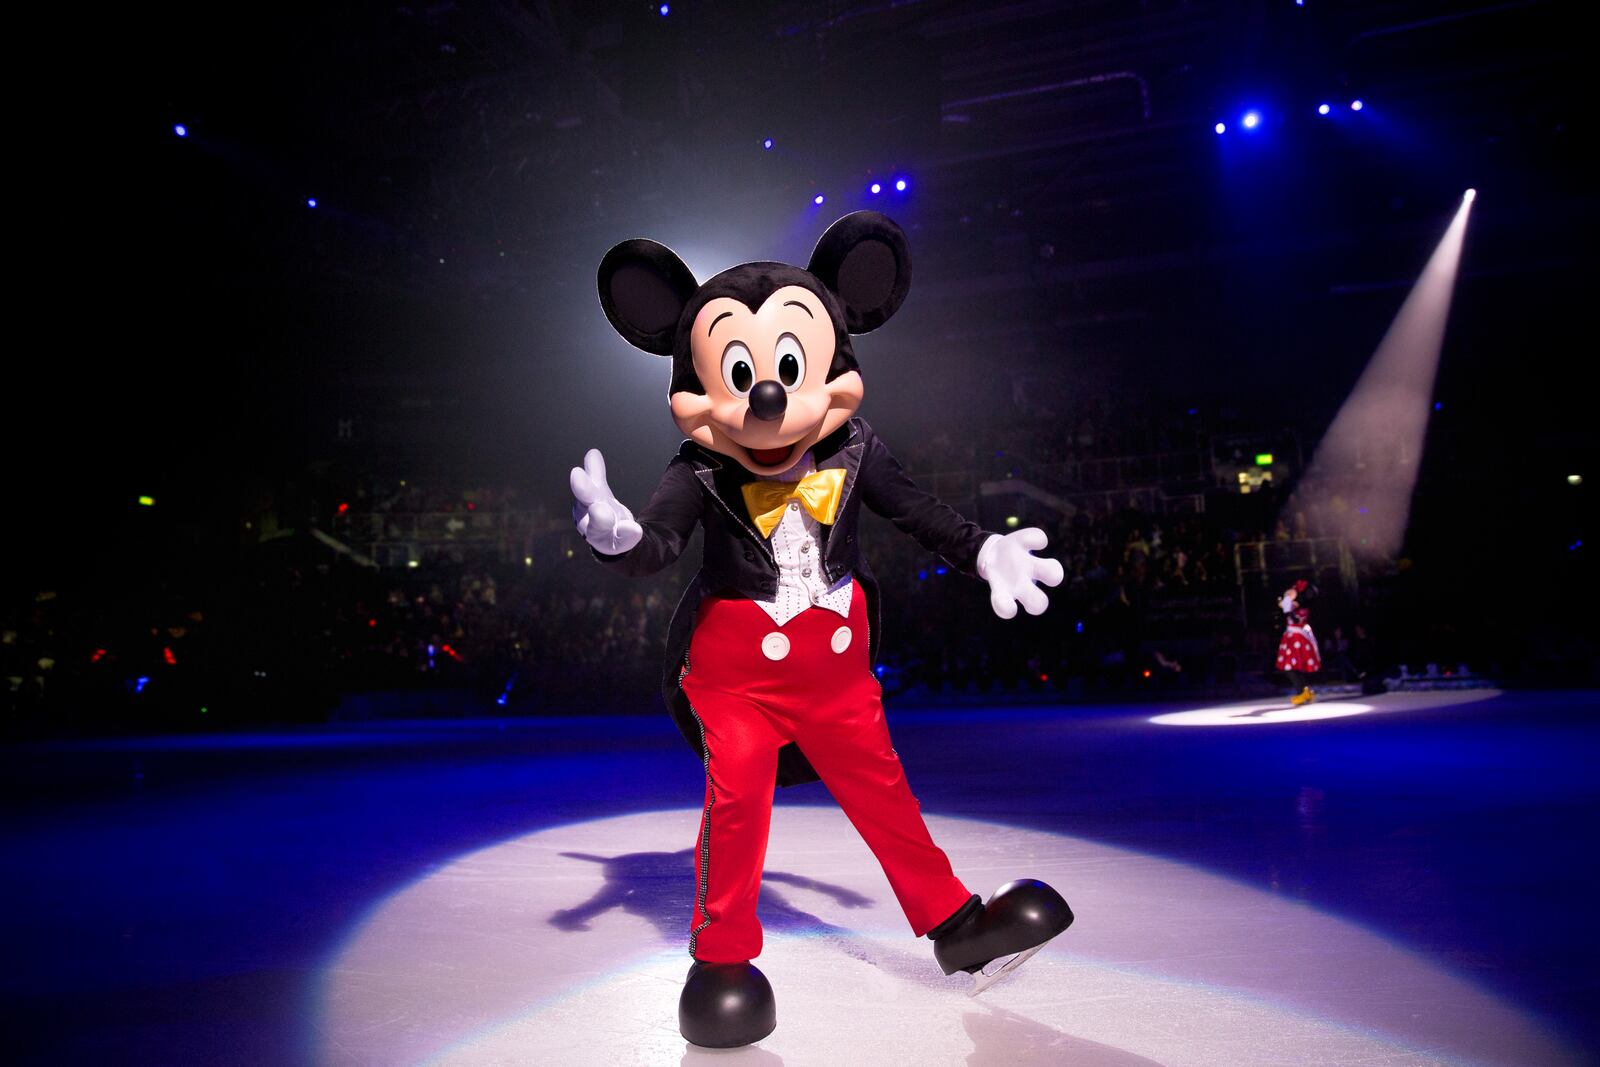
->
[574, 211, 1073, 1048]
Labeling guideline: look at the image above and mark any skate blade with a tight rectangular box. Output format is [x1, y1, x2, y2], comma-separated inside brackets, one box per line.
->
[967, 943, 1045, 998]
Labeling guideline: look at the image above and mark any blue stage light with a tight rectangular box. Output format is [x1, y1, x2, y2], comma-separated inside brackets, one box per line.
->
[1317, 103, 1331, 116]
[1242, 110, 1261, 130]
[762, 138, 773, 150]
[1214, 122, 1226, 135]
[659, 3, 669, 15]
[870, 182, 881, 195]
[306, 197, 318, 208]
[894, 178, 907, 191]
[1350, 99, 1364, 111]
[173, 124, 188, 138]
[813, 194, 825, 205]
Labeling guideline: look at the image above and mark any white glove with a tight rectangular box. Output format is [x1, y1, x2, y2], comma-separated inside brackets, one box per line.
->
[570, 448, 643, 556]
[976, 528, 1064, 619]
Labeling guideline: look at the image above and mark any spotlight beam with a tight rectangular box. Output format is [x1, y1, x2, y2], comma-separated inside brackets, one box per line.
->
[1292, 192, 1476, 561]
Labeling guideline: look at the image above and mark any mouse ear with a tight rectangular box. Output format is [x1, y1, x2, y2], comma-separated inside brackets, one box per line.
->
[807, 211, 912, 334]
[597, 239, 700, 355]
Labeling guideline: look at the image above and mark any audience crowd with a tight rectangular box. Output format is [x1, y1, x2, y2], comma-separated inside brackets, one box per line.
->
[6, 410, 1559, 733]
[5, 497, 1413, 734]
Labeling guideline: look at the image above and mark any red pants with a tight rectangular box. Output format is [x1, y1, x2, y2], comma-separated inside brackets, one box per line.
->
[680, 582, 972, 963]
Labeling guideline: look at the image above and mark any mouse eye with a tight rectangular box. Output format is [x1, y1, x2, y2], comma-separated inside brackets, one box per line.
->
[775, 333, 806, 392]
[720, 342, 755, 397]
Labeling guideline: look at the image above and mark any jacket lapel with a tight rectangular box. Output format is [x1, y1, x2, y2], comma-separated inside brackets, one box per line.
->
[812, 420, 864, 552]
[688, 447, 776, 564]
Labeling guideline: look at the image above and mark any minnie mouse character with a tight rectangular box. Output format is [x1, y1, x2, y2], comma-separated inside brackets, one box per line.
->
[1275, 579, 1321, 705]
[573, 211, 1073, 1047]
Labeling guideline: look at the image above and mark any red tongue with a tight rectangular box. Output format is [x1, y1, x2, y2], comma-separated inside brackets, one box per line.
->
[750, 445, 792, 465]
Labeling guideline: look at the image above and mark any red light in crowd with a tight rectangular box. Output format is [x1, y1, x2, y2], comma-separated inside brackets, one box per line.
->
[368, 618, 377, 627]
[1039, 673, 1049, 682]
[163, 646, 178, 666]
[91, 648, 107, 663]
[1142, 669, 1152, 678]
[441, 644, 463, 662]
[337, 502, 350, 514]
[467, 502, 476, 511]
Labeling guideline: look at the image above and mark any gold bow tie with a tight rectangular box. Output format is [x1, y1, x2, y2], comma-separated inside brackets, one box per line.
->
[741, 468, 846, 538]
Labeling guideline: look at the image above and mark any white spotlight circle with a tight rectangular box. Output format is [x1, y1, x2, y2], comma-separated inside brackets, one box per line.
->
[1150, 699, 1375, 726]
[1464, 188, 1477, 202]
[316, 805, 1572, 1066]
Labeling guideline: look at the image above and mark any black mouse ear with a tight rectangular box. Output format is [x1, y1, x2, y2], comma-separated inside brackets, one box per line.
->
[807, 211, 912, 334]
[597, 239, 700, 355]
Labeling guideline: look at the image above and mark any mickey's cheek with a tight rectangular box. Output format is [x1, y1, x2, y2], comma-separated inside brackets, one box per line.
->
[826, 370, 864, 410]
[711, 395, 755, 429]
[779, 390, 833, 434]
[814, 371, 864, 439]
[670, 391, 716, 443]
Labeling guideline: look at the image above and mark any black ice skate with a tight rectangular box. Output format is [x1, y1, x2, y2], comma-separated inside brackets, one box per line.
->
[928, 879, 1074, 997]
[678, 960, 777, 1048]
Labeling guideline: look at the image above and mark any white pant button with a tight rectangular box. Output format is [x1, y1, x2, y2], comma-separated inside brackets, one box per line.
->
[761, 632, 791, 661]
[830, 626, 852, 654]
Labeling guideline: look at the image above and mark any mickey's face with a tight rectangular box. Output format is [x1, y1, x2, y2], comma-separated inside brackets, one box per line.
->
[669, 285, 863, 476]
[597, 210, 911, 477]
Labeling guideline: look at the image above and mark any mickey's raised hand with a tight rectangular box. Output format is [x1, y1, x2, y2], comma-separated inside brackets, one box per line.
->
[976, 528, 1065, 620]
[570, 448, 643, 556]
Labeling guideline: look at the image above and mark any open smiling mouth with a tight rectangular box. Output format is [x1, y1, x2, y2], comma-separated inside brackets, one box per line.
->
[746, 442, 797, 466]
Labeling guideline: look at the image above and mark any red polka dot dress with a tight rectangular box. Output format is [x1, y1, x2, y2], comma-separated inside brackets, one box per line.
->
[1275, 605, 1321, 673]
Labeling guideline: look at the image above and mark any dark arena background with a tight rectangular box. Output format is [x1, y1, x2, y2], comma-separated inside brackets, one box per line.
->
[6, 2, 1595, 1065]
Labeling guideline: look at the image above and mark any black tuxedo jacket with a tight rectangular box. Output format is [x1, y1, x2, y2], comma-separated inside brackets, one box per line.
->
[598, 416, 991, 786]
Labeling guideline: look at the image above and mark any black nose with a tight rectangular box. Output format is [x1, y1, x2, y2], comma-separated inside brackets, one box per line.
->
[748, 380, 787, 422]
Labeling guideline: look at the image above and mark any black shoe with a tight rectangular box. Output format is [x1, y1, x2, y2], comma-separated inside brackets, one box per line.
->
[930, 879, 1073, 978]
[678, 960, 777, 1048]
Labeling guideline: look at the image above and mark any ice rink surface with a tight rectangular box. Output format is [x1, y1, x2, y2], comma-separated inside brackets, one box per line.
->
[5, 689, 1596, 1065]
